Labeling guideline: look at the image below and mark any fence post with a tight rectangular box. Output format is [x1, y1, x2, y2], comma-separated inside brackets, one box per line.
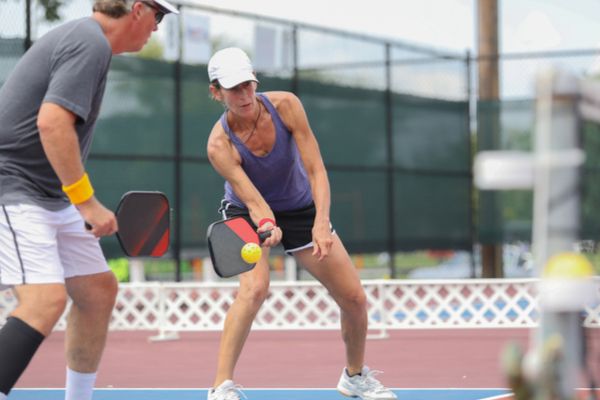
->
[284, 256, 297, 281]
[384, 42, 396, 279]
[203, 256, 218, 282]
[530, 68, 587, 400]
[172, 3, 183, 282]
[148, 283, 179, 341]
[367, 281, 389, 340]
[24, 0, 32, 51]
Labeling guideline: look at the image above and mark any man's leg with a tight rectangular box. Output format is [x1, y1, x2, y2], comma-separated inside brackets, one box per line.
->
[0, 284, 67, 397]
[64, 271, 117, 400]
[56, 202, 118, 400]
[0, 203, 70, 396]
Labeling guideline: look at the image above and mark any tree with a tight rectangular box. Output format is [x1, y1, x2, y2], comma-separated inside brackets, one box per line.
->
[136, 37, 164, 60]
[37, 0, 68, 21]
[0, 0, 69, 22]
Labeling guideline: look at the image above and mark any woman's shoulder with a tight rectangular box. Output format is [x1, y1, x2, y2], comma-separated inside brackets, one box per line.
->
[207, 119, 228, 147]
[262, 91, 301, 112]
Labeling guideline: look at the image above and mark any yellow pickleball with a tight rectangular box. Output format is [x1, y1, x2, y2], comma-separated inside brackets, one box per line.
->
[544, 252, 594, 279]
[241, 242, 262, 264]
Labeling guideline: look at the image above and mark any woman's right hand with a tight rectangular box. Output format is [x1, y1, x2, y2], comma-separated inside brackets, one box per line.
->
[258, 220, 282, 247]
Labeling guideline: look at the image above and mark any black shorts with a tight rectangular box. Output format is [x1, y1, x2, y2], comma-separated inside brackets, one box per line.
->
[218, 200, 332, 254]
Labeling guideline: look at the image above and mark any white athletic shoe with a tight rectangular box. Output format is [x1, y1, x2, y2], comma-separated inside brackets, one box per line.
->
[207, 380, 246, 400]
[337, 366, 397, 400]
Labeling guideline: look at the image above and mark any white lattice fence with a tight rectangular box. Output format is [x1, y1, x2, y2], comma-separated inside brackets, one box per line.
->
[0, 279, 599, 332]
[384, 279, 541, 328]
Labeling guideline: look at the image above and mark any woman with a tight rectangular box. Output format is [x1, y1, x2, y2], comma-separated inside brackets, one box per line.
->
[205, 47, 396, 400]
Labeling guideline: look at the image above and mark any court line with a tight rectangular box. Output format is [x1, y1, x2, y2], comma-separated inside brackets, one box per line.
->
[480, 393, 514, 400]
[12, 387, 512, 390]
[10, 388, 511, 400]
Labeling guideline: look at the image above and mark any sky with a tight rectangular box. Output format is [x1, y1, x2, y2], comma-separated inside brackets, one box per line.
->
[2, 0, 599, 54]
[184, 0, 474, 53]
[181, 0, 600, 53]
[173, 0, 600, 100]
[2, 0, 600, 98]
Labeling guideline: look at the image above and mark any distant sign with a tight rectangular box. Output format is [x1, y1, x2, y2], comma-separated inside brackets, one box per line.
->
[164, 12, 211, 65]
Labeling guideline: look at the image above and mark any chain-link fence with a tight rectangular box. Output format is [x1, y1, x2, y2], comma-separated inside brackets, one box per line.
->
[2, 1, 600, 280]
[476, 49, 600, 245]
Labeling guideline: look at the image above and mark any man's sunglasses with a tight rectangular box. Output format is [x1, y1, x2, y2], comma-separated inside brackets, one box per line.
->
[140, 1, 165, 25]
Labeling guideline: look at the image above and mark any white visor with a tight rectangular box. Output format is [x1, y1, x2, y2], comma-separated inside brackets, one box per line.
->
[152, 0, 179, 14]
[208, 47, 259, 89]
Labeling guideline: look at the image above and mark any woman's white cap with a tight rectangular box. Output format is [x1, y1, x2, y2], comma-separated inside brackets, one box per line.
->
[208, 47, 259, 89]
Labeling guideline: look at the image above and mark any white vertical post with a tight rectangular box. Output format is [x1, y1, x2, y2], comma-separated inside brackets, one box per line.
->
[284, 256, 297, 281]
[532, 68, 581, 272]
[128, 259, 146, 282]
[367, 281, 389, 340]
[148, 283, 179, 341]
[530, 68, 584, 400]
[203, 256, 218, 282]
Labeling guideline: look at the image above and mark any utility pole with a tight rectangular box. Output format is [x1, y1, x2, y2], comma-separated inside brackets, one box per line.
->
[477, 0, 503, 277]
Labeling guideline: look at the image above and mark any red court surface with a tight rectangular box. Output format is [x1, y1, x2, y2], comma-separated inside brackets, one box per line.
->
[16, 328, 599, 389]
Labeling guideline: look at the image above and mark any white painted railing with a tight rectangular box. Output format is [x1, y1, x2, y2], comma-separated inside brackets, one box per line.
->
[1, 279, 599, 335]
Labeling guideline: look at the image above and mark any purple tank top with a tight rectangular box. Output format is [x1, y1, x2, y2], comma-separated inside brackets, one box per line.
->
[221, 93, 313, 212]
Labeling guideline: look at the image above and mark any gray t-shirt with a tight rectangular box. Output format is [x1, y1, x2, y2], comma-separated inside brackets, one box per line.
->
[0, 17, 112, 211]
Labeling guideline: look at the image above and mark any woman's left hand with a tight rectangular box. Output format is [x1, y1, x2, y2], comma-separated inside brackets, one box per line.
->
[312, 222, 333, 261]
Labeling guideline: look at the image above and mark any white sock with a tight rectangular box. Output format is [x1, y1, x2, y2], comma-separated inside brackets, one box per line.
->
[65, 367, 97, 400]
[0, 392, 7, 400]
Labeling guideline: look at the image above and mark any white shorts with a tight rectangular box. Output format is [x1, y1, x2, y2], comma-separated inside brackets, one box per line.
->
[0, 203, 109, 285]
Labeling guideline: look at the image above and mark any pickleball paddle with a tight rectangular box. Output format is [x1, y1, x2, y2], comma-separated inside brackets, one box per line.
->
[86, 191, 170, 257]
[207, 216, 271, 278]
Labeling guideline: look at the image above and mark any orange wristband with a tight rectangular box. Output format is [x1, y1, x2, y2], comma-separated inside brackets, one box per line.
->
[62, 173, 94, 205]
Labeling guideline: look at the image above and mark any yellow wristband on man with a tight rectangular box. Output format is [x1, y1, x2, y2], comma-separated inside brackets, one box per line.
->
[62, 173, 94, 205]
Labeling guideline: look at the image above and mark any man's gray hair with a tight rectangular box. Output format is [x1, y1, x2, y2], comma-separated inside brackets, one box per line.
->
[93, 0, 136, 18]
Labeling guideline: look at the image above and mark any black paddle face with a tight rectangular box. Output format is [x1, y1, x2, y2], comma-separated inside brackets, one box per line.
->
[207, 217, 269, 278]
[115, 191, 170, 257]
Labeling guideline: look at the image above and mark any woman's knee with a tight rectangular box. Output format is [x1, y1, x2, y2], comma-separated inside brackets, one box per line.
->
[237, 281, 270, 306]
[339, 288, 367, 312]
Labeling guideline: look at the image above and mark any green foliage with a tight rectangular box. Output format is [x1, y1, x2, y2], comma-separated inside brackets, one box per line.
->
[136, 37, 164, 60]
[107, 252, 443, 281]
[211, 34, 243, 54]
[108, 258, 130, 282]
[0, 0, 69, 22]
[582, 122, 600, 239]
[583, 250, 600, 275]
[38, 0, 68, 21]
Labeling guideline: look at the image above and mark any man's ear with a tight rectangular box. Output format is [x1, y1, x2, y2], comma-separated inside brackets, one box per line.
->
[130, 1, 144, 21]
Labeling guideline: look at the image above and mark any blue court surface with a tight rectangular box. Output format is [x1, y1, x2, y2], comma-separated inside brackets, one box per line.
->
[10, 388, 511, 400]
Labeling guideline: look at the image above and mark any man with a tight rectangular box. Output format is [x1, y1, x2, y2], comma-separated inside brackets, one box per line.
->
[0, 1, 178, 399]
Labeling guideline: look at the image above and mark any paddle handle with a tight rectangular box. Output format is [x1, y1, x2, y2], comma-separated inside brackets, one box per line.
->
[258, 230, 272, 244]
